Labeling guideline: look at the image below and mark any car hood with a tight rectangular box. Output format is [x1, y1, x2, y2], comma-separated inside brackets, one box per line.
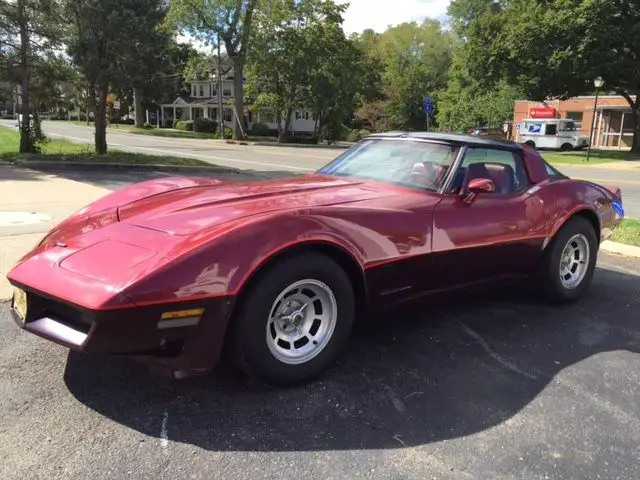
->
[117, 174, 393, 235]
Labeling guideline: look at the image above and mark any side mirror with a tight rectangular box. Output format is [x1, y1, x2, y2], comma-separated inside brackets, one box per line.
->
[468, 177, 495, 194]
[460, 177, 495, 205]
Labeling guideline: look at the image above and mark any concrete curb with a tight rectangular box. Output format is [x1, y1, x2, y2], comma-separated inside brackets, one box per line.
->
[1, 160, 242, 175]
[600, 240, 640, 259]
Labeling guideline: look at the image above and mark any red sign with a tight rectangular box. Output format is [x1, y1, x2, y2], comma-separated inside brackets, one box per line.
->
[529, 107, 557, 118]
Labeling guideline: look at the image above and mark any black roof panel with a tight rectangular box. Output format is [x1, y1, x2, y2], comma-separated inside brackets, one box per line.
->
[366, 131, 523, 150]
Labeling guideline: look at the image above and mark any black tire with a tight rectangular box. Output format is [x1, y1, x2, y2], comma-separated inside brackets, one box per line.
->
[230, 251, 355, 386]
[532, 216, 598, 303]
[560, 143, 573, 151]
[525, 140, 536, 148]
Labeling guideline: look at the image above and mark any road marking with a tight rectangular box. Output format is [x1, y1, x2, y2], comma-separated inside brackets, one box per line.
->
[160, 409, 169, 451]
[46, 133, 317, 172]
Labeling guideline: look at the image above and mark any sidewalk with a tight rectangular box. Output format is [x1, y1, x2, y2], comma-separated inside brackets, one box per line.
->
[0, 165, 110, 299]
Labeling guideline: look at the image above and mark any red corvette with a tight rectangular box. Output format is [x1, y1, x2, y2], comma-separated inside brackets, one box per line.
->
[7, 132, 624, 385]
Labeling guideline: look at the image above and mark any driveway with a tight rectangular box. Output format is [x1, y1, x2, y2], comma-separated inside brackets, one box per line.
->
[0, 252, 638, 479]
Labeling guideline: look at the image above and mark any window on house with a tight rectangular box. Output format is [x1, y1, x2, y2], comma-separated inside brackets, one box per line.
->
[199, 85, 204, 97]
[223, 88, 232, 97]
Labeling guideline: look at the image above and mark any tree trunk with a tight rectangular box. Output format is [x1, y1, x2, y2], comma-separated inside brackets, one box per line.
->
[18, 0, 34, 153]
[632, 100, 640, 154]
[232, 57, 245, 140]
[277, 110, 286, 143]
[94, 85, 109, 154]
[133, 87, 143, 127]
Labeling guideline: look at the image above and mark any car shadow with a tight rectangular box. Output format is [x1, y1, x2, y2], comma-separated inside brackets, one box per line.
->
[63, 264, 640, 452]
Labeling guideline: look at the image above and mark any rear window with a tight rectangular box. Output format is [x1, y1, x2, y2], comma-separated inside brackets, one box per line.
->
[544, 161, 567, 178]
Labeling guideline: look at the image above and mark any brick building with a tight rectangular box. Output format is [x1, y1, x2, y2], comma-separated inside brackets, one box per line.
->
[512, 95, 635, 150]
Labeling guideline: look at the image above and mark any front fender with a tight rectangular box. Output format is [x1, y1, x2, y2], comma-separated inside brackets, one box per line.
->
[121, 212, 367, 306]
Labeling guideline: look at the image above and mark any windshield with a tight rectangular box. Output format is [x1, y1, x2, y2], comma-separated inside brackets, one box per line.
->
[318, 139, 461, 191]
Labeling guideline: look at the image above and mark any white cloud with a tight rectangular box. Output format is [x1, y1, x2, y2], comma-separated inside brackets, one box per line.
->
[178, 0, 452, 50]
[336, 0, 451, 34]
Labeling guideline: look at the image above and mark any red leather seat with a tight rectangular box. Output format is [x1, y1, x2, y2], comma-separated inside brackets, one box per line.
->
[463, 162, 516, 194]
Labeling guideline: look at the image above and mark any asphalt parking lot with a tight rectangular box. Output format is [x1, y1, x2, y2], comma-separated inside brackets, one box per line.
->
[1, 250, 639, 480]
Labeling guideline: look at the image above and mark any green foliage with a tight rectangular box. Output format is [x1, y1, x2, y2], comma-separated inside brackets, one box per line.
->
[250, 122, 271, 136]
[0, 0, 65, 152]
[214, 126, 233, 138]
[346, 128, 371, 142]
[193, 116, 217, 133]
[447, 0, 640, 150]
[64, 0, 172, 153]
[282, 134, 319, 144]
[436, 44, 522, 131]
[168, 0, 259, 140]
[320, 122, 351, 143]
[247, 0, 358, 141]
[175, 120, 194, 131]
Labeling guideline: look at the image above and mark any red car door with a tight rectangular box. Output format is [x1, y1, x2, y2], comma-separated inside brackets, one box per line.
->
[430, 146, 547, 288]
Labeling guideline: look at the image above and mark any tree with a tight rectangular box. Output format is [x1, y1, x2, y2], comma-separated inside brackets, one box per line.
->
[0, 0, 64, 152]
[65, 0, 171, 154]
[168, 0, 259, 140]
[448, 0, 640, 152]
[437, 43, 522, 132]
[246, 0, 356, 141]
[367, 20, 454, 131]
[118, 3, 171, 127]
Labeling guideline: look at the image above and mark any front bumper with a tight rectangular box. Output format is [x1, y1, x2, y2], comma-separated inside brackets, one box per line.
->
[9, 284, 236, 378]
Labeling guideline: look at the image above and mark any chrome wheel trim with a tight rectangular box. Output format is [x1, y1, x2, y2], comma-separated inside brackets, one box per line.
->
[266, 279, 338, 365]
[559, 233, 590, 289]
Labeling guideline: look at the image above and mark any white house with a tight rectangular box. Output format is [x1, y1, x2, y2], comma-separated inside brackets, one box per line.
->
[160, 69, 317, 134]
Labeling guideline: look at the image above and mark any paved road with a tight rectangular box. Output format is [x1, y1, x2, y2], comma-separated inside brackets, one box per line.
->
[3, 119, 640, 217]
[1, 251, 639, 479]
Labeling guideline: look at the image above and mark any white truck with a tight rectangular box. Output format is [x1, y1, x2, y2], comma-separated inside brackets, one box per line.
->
[518, 118, 590, 151]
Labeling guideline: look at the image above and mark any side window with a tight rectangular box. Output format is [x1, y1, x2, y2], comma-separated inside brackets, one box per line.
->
[459, 148, 530, 195]
[545, 123, 557, 135]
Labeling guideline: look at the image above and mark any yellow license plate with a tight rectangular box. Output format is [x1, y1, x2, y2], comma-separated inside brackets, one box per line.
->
[12, 288, 27, 322]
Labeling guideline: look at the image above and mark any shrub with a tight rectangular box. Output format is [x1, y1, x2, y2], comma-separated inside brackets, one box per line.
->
[142, 122, 154, 129]
[282, 134, 319, 144]
[214, 126, 233, 138]
[194, 117, 217, 133]
[250, 122, 272, 136]
[346, 128, 372, 142]
[321, 122, 351, 143]
[175, 120, 193, 131]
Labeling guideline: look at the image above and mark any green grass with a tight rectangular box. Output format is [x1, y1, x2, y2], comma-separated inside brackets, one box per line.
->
[610, 219, 640, 247]
[129, 128, 218, 140]
[0, 126, 211, 167]
[542, 149, 640, 165]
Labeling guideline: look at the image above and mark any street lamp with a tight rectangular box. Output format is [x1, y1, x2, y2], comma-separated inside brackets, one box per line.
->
[586, 76, 605, 163]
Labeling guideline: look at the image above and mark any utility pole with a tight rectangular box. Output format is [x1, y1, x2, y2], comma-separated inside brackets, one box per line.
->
[216, 36, 224, 139]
